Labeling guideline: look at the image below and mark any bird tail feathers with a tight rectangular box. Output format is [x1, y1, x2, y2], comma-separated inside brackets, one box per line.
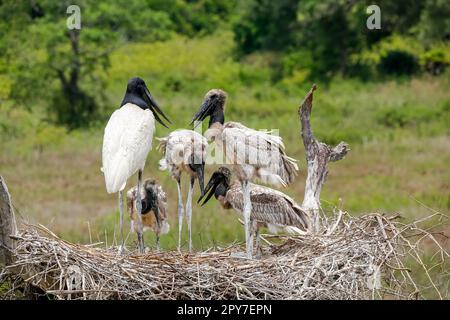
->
[104, 155, 130, 193]
[257, 168, 287, 187]
[267, 224, 308, 236]
[284, 226, 308, 235]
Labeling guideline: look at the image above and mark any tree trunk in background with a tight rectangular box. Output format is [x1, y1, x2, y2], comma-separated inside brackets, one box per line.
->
[55, 29, 96, 129]
[298, 85, 350, 233]
[0, 176, 17, 266]
[67, 29, 81, 102]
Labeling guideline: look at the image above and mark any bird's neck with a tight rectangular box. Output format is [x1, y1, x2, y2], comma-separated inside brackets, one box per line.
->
[215, 182, 229, 199]
[121, 92, 148, 110]
[140, 199, 152, 215]
[209, 108, 224, 127]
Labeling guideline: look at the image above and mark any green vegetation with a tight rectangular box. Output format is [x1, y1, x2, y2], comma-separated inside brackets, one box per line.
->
[0, 1, 448, 259]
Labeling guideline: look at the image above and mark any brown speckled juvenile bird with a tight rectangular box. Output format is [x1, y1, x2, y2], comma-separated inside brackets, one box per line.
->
[198, 167, 310, 256]
[126, 179, 169, 252]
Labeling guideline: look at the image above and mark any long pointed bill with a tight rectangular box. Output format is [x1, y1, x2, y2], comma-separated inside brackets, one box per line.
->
[144, 86, 171, 127]
[195, 163, 205, 196]
[197, 172, 221, 205]
[153, 110, 170, 129]
[190, 99, 212, 129]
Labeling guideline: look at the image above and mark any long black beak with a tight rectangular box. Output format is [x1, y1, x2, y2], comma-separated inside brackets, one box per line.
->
[197, 172, 220, 206]
[144, 86, 171, 128]
[190, 98, 212, 129]
[195, 163, 205, 196]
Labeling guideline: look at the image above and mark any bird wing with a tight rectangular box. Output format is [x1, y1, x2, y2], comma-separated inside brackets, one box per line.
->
[222, 122, 298, 185]
[226, 182, 309, 230]
[102, 103, 155, 193]
[156, 183, 168, 221]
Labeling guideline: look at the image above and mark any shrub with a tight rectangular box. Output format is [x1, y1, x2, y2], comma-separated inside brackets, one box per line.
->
[377, 104, 438, 128]
[421, 47, 449, 75]
[378, 50, 420, 76]
[354, 35, 423, 77]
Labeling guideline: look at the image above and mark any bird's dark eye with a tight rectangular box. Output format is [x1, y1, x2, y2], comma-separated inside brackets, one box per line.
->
[210, 94, 217, 99]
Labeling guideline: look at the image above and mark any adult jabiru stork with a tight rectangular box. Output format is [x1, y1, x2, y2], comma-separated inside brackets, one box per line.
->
[191, 89, 298, 258]
[102, 77, 171, 254]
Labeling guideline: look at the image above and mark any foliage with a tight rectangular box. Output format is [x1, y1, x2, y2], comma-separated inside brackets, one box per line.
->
[233, 0, 299, 54]
[147, 0, 237, 37]
[0, 0, 238, 130]
[234, 0, 449, 81]
[378, 51, 420, 76]
[421, 46, 450, 75]
[1, 0, 448, 131]
[416, 0, 450, 45]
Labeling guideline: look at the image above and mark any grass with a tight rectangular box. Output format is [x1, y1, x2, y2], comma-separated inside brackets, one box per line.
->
[0, 32, 449, 253]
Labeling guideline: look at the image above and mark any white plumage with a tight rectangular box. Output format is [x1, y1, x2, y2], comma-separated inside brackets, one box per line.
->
[158, 129, 208, 252]
[158, 129, 207, 173]
[102, 103, 155, 193]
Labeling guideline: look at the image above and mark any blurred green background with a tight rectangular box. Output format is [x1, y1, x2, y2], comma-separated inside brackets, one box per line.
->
[0, 0, 448, 259]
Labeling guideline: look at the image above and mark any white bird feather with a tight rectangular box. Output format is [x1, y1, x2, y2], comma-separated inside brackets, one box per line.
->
[102, 103, 155, 193]
[158, 129, 208, 176]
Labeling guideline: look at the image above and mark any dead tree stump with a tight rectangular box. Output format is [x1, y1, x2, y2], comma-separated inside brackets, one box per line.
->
[0, 176, 17, 266]
[299, 85, 350, 233]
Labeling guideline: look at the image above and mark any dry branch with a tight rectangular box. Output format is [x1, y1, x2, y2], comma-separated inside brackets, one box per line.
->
[0, 176, 17, 266]
[299, 85, 349, 232]
[1, 213, 448, 300]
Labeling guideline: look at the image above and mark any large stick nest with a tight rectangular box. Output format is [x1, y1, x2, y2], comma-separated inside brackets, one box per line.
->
[1, 212, 448, 300]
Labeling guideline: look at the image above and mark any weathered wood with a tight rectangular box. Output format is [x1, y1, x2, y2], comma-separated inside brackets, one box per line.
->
[0, 175, 17, 265]
[298, 85, 350, 233]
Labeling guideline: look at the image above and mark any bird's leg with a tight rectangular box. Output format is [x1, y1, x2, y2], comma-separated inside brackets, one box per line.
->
[153, 205, 161, 252]
[186, 177, 194, 252]
[156, 233, 160, 252]
[135, 169, 145, 254]
[118, 190, 124, 254]
[241, 180, 253, 259]
[248, 219, 255, 256]
[176, 177, 184, 252]
[254, 221, 262, 257]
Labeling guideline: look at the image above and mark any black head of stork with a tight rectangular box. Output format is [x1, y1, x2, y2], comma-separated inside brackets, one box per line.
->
[190, 89, 227, 129]
[140, 179, 161, 227]
[121, 77, 172, 128]
[197, 166, 231, 206]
